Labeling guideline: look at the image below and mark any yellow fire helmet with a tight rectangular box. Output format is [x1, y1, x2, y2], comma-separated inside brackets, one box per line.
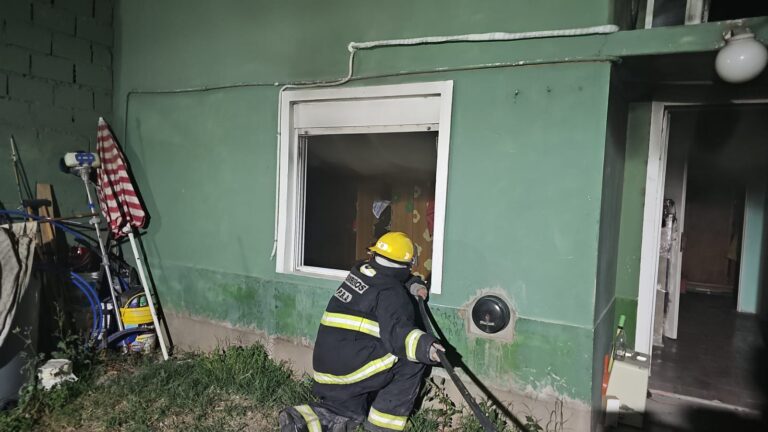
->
[369, 232, 414, 264]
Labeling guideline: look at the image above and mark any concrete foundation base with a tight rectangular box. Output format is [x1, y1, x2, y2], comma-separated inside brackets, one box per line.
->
[164, 311, 593, 431]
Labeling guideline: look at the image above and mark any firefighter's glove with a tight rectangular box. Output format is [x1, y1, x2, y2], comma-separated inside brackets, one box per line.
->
[406, 276, 429, 300]
[429, 343, 445, 362]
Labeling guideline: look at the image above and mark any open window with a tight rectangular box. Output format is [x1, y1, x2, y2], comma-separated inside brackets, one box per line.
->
[276, 82, 453, 293]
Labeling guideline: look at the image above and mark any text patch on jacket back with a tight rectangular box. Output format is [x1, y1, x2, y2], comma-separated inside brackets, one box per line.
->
[345, 273, 369, 294]
[334, 287, 353, 303]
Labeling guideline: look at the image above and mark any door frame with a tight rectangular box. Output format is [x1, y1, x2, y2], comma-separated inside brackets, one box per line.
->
[635, 99, 768, 356]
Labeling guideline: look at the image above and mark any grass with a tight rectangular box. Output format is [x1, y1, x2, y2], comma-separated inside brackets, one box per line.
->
[0, 344, 312, 432]
[0, 343, 549, 432]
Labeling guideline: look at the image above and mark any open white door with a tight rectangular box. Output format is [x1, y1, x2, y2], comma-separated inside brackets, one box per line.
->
[662, 157, 688, 340]
[637, 103, 671, 355]
[647, 107, 689, 344]
[637, 99, 768, 361]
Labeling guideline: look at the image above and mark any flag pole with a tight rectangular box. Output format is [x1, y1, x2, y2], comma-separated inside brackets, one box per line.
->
[126, 227, 169, 360]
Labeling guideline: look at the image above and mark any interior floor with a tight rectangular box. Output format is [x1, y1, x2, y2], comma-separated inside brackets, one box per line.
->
[612, 391, 766, 431]
[649, 292, 766, 411]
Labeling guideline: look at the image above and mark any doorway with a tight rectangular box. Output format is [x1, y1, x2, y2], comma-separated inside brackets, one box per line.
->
[637, 103, 768, 410]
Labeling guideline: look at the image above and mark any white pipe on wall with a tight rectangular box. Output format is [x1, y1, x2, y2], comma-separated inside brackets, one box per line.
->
[347, 25, 619, 51]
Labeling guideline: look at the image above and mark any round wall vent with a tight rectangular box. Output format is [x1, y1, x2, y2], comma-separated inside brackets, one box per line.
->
[471, 295, 511, 334]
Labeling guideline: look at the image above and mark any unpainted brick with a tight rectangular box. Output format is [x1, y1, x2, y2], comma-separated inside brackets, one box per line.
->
[75, 62, 110, 89]
[39, 129, 90, 150]
[0, 0, 32, 22]
[72, 108, 100, 135]
[94, 0, 112, 23]
[8, 75, 53, 103]
[76, 16, 112, 46]
[4, 22, 51, 53]
[0, 46, 31, 74]
[52, 33, 91, 63]
[32, 54, 74, 82]
[33, 3, 76, 34]
[54, 84, 92, 109]
[54, 0, 93, 18]
[0, 124, 38, 150]
[31, 102, 74, 130]
[91, 43, 110, 66]
[93, 90, 110, 112]
[0, 97, 32, 125]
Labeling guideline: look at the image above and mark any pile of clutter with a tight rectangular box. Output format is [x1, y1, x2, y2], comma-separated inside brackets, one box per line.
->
[0, 118, 172, 406]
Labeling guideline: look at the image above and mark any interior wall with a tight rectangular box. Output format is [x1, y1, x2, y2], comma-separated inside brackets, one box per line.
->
[760, 181, 768, 325]
[739, 177, 767, 313]
[303, 168, 357, 270]
[679, 107, 768, 310]
[681, 170, 742, 290]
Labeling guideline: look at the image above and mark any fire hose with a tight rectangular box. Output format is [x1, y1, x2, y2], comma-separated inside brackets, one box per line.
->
[417, 297, 498, 432]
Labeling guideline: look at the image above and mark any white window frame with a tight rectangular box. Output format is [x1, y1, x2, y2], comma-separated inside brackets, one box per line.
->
[276, 81, 454, 294]
[644, 0, 710, 28]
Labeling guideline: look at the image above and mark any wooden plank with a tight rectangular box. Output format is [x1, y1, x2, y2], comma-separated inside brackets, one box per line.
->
[355, 183, 376, 260]
[35, 183, 57, 246]
[411, 181, 435, 279]
[390, 183, 413, 239]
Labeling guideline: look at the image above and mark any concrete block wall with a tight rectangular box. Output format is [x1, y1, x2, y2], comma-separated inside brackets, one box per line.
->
[0, 0, 113, 214]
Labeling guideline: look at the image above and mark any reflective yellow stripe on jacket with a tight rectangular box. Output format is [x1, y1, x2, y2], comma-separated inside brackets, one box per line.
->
[294, 405, 321, 432]
[405, 329, 425, 362]
[320, 311, 380, 338]
[314, 353, 398, 384]
[368, 407, 407, 431]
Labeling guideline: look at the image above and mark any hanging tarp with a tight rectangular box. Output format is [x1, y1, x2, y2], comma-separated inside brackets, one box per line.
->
[0, 222, 37, 347]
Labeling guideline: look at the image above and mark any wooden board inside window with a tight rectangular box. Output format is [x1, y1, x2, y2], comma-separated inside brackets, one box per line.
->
[356, 181, 435, 280]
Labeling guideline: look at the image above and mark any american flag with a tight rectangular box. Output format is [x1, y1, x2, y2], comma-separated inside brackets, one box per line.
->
[96, 117, 147, 238]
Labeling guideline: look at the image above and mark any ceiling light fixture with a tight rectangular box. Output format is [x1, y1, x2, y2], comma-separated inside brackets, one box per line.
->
[715, 29, 768, 84]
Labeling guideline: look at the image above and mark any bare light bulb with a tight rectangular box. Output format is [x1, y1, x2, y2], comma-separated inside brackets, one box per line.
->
[715, 31, 768, 84]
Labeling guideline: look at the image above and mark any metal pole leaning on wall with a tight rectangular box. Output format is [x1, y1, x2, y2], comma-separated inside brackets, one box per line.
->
[78, 167, 125, 333]
[127, 228, 170, 361]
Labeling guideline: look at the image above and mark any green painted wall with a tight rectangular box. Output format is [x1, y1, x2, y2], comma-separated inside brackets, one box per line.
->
[613, 102, 652, 347]
[113, 0, 768, 412]
[123, 62, 611, 402]
[115, 0, 618, 405]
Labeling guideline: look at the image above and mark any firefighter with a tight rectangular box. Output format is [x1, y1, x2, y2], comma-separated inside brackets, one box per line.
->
[279, 232, 444, 432]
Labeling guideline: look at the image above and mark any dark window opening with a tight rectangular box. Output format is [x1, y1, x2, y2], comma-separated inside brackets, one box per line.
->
[651, 0, 687, 27]
[708, 1, 768, 22]
[302, 132, 438, 277]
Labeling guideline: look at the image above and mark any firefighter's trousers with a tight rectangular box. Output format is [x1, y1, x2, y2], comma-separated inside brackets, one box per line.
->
[286, 359, 427, 431]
